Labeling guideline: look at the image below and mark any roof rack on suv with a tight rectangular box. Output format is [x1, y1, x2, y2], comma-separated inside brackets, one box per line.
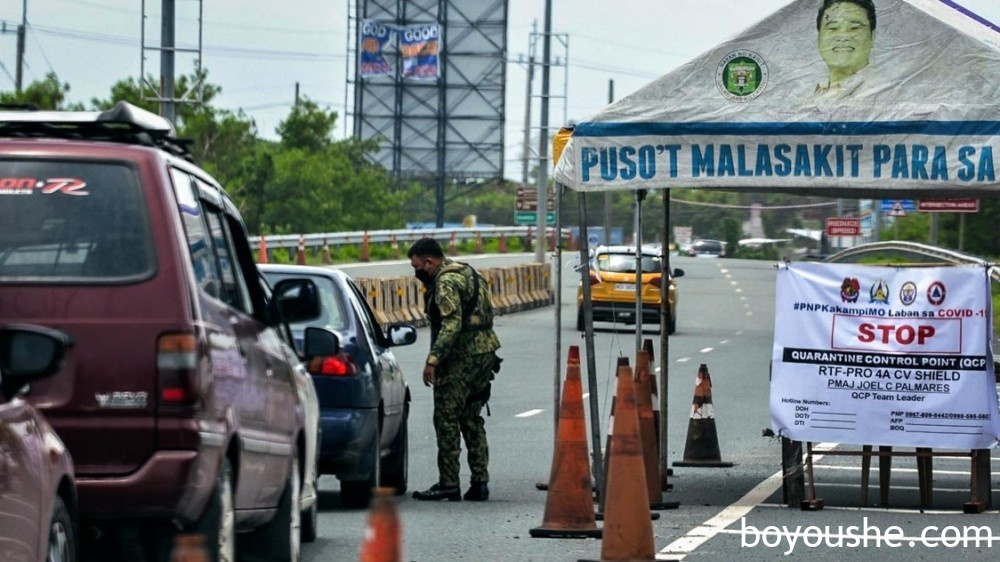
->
[0, 101, 192, 160]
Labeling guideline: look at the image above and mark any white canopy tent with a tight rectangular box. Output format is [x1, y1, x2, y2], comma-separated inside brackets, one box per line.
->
[550, 0, 1000, 496]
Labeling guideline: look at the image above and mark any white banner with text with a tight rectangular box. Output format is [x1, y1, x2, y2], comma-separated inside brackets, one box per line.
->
[770, 262, 1000, 448]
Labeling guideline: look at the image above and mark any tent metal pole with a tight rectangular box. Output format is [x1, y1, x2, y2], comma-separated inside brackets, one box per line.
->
[577, 191, 604, 498]
[634, 189, 646, 352]
[660, 191, 672, 491]
[553, 182, 563, 431]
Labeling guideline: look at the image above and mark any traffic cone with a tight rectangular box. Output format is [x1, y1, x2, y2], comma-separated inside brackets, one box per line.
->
[529, 346, 602, 539]
[359, 487, 402, 562]
[257, 237, 268, 264]
[321, 239, 332, 264]
[673, 363, 733, 467]
[498, 233, 507, 254]
[390, 234, 400, 259]
[448, 232, 458, 255]
[579, 358, 656, 562]
[475, 232, 484, 254]
[169, 533, 209, 562]
[361, 231, 371, 263]
[295, 234, 306, 265]
[635, 349, 678, 510]
[642, 338, 674, 486]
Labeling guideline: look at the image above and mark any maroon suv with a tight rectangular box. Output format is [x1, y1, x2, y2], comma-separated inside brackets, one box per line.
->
[0, 103, 323, 561]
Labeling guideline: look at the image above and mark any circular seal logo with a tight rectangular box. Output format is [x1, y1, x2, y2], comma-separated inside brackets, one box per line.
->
[716, 50, 768, 103]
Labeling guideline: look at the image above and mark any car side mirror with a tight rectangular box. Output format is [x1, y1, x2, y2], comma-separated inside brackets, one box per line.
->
[387, 324, 417, 347]
[303, 326, 340, 358]
[0, 324, 72, 400]
[272, 278, 321, 324]
[672, 268, 685, 278]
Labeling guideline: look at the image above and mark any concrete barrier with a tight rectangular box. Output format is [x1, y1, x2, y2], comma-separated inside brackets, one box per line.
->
[355, 264, 551, 330]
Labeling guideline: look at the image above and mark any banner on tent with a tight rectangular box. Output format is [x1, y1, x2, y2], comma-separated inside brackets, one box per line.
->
[770, 262, 1000, 449]
[571, 134, 999, 191]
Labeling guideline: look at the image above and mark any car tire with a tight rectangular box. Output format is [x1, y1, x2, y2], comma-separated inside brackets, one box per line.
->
[239, 455, 301, 562]
[576, 308, 584, 331]
[340, 441, 378, 509]
[667, 311, 677, 335]
[47, 495, 77, 562]
[381, 402, 409, 495]
[195, 458, 236, 562]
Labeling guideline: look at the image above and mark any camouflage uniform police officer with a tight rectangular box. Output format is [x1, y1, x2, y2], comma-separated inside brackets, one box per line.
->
[408, 238, 501, 502]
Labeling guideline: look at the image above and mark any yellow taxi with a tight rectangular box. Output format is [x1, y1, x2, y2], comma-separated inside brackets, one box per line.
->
[576, 245, 685, 334]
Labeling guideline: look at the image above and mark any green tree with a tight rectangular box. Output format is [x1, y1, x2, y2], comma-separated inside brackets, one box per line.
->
[0, 72, 83, 110]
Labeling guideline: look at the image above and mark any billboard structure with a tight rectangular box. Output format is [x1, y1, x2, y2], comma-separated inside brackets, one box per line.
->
[349, 0, 508, 224]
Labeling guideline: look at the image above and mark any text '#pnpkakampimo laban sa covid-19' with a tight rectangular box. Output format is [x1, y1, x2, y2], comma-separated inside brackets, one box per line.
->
[770, 262, 1000, 449]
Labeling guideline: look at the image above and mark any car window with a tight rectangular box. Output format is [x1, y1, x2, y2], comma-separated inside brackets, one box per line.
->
[172, 168, 225, 301]
[598, 253, 661, 274]
[0, 159, 154, 280]
[346, 277, 389, 349]
[264, 273, 348, 332]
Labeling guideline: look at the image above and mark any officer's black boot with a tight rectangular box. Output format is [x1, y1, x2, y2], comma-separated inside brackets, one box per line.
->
[463, 481, 489, 501]
[412, 483, 461, 501]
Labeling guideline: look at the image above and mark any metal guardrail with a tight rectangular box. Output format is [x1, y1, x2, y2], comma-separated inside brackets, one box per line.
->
[249, 226, 571, 252]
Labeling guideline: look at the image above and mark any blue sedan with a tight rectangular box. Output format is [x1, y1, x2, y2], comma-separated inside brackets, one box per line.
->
[261, 264, 417, 508]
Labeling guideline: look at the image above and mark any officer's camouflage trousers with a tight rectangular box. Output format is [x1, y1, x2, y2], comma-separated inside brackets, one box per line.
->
[432, 351, 494, 485]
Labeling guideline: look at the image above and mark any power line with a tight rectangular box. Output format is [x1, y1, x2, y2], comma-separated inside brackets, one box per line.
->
[669, 198, 840, 210]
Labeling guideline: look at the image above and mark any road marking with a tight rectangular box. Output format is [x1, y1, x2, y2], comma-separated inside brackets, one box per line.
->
[516, 409, 544, 418]
[676, 357, 691, 363]
[657, 442, 837, 561]
[700, 347, 714, 353]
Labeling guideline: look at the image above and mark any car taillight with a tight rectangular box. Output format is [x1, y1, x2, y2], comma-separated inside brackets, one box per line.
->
[309, 353, 359, 377]
[157, 333, 201, 408]
[588, 271, 602, 285]
[650, 276, 662, 289]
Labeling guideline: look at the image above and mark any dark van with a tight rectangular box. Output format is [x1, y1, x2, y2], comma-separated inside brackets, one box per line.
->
[0, 102, 321, 562]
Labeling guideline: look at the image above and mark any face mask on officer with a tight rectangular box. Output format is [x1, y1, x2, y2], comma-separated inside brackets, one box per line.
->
[413, 258, 436, 285]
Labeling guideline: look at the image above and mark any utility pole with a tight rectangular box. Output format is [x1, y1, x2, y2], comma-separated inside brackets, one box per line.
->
[160, 0, 176, 124]
[15, 0, 26, 94]
[534, 0, 552, 264]
[521, 52, 535, 187]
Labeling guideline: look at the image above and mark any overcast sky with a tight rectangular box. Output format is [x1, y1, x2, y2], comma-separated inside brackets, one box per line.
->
[1, 0, 997, 181]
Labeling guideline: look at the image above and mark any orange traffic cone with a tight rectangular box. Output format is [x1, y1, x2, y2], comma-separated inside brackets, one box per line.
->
[498, 233, 507, 254]
[673, 363, 733, 468]
[321, 239, 332, 264]
[475, 232, 484, 254]
[635, 350, 678, 510]
[295, 234, 307, 265]
[360, 231, 371, 263]
[580, 357, 655, 562]
[448, 232, 458, 255]
[169, 533, 209, 562]
[642, 338, 674, 487]
[359, 487, 402, 562]
[530, 346, 602, 539]
[390, 234, 400, 259]
[257, 237, 268, 264]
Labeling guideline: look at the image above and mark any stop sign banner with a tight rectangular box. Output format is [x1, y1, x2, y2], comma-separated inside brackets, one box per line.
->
[770, 262, 1000, 448]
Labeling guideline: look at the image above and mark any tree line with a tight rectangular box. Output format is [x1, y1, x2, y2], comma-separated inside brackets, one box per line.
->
[5, 70, 998, 260]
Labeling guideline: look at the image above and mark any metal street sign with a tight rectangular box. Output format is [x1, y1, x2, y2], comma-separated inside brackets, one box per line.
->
[514, 210, 555, 225]
[918, 198, 980, 213]
[825, 217, 860, 236]
[879, 199, 916, 212]
[515, 187, 555, 212]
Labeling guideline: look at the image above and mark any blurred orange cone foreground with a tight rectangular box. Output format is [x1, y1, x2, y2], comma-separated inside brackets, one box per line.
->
[359, 487, 402, 562]
[257, 237, 268, 264]
[579, 357, 655, 562]
[169, 533, 209, 562]
[530, 346, 602, 539]
[673, 363, 733, 467]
